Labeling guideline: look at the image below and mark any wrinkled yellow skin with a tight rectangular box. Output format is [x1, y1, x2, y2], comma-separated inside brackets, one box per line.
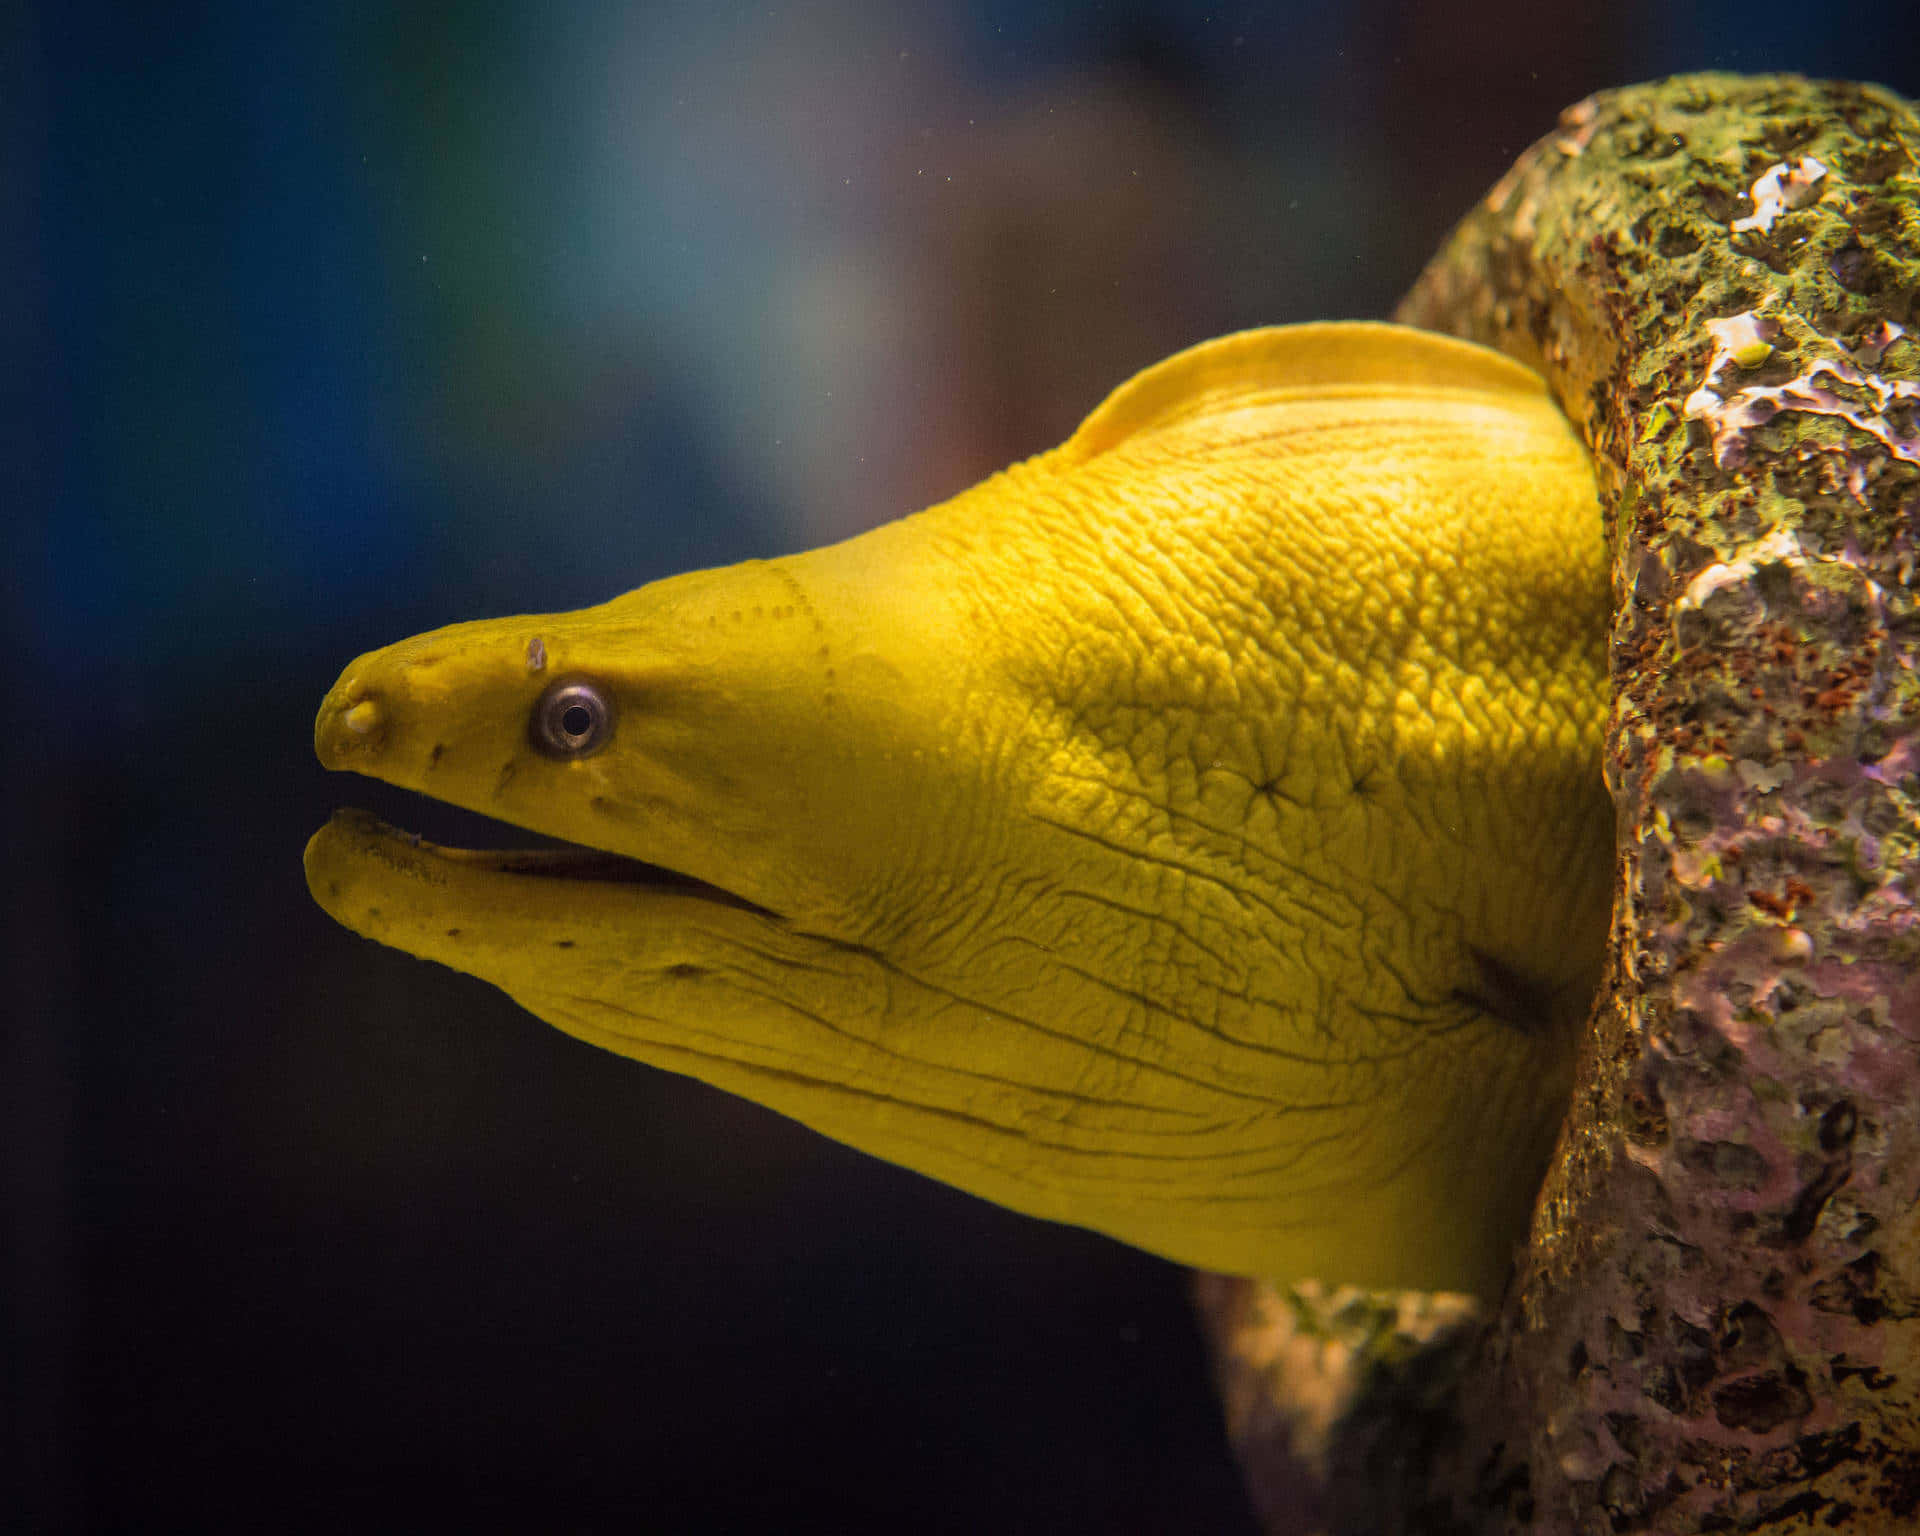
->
[307, 322, 1612, 1296]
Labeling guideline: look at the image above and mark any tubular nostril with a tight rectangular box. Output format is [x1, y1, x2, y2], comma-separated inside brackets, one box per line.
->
[315, 684, 389, 767]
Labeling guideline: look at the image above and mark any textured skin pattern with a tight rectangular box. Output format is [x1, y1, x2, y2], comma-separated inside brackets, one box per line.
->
[307, 322, 1613, 1295]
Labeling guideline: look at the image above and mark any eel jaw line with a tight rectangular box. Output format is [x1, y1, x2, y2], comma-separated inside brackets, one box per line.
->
[307, 805, 779, 917]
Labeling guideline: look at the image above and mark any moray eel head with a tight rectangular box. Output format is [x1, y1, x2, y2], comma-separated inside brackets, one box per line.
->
[308, 322, 1613, 1296]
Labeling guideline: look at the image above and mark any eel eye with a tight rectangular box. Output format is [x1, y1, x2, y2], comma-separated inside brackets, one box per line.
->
[531, 679, 614, 758]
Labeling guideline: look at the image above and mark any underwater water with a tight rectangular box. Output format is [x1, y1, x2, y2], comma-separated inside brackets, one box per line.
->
[10, 2, 1920, 1531]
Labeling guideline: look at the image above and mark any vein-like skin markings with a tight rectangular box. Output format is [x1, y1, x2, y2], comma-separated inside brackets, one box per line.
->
[306, 322, 1613, 1295]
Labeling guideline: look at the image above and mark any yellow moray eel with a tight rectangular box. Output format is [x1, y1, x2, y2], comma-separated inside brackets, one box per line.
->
[306, 321, 1613, 1297]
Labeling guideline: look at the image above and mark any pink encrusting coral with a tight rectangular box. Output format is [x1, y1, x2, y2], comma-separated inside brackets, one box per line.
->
[1683, 308, 1920, 471]
[1731, 155, 1830, 234]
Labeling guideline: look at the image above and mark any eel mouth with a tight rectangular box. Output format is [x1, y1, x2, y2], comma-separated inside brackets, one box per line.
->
[315, 805, 776, 917]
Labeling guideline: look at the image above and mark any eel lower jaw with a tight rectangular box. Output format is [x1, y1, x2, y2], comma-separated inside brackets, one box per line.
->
[315, 806, 778, 917]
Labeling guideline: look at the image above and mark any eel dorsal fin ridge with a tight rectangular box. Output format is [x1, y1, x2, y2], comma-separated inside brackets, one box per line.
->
[1063, 320, 1552, 462]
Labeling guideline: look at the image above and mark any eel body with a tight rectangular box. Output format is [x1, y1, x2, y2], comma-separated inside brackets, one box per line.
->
[307, 321, 1612, 1297]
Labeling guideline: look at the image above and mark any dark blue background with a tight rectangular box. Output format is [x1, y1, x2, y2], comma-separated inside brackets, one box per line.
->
[10, 4, 1917, 1531]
